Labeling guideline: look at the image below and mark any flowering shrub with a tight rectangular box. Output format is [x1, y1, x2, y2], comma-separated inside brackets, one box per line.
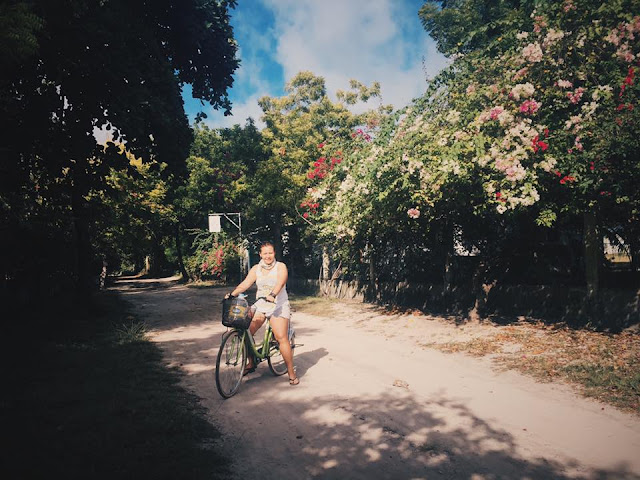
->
[186, 232, 241, 281]
[299, 1, 640, 285]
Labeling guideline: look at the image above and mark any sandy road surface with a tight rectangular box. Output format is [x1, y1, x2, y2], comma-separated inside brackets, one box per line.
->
[115, 277, 640, 480]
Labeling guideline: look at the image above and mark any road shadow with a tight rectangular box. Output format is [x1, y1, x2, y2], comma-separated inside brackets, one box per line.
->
[110, 278, 640, 480]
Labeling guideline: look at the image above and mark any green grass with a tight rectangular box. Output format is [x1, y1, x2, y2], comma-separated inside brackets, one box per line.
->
[1, 292, 229, 479]
[289, 293, 341, 317]
[561, 363, 640, 411]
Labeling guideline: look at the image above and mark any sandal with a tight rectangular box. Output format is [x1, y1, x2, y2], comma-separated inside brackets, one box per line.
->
[243, 365, 256, 377]
[289, 376, 299, 386]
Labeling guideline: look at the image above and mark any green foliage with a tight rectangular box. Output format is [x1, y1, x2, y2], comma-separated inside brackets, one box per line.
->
[0, 1, 42, 76]
[0, 0, 239, 296]
[304, 0, 640, 288]
[248, 71, 388, 266]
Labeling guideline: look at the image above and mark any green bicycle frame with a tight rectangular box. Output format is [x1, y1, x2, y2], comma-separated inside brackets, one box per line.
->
[238, 319, 277, 362]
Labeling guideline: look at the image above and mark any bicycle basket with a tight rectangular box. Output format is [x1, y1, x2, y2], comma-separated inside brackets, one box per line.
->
[222, 296, 251, 329]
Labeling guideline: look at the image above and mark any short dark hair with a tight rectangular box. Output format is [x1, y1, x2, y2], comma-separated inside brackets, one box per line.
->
[259, 241, 275, 252]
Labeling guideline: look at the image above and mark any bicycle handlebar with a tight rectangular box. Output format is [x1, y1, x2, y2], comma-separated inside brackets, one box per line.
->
[223, 294, 274, 303]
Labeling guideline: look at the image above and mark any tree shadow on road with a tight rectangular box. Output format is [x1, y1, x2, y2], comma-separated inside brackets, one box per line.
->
[235, 390, 639, 480]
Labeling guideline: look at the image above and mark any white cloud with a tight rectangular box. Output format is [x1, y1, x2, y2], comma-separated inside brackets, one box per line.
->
[203, 0, 449, 128]
[202, 92, 267, 129]
[263, 0, 448, 109]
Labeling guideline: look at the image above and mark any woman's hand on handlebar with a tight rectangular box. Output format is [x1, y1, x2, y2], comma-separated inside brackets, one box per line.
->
[224, 292, 235, 300]
[266, 294, 275, 303]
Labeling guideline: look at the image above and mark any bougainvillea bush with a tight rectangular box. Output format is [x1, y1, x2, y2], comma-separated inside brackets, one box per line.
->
[302, 0, 640, 294]
[185, 232, 241, 282]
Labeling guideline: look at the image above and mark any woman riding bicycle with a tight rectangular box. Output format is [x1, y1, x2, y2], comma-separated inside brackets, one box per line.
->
[226, 242, 299, 385]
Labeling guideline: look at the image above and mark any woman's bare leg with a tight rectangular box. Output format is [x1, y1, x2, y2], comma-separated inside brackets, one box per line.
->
[269, 316, 297, 382]
[245, 312, 266, 371]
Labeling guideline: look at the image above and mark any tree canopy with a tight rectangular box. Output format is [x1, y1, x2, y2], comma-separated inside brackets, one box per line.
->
[1, 0, 238, 298]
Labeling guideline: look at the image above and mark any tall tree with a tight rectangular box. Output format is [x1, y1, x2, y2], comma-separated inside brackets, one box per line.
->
[1, 0, 238, 299]
[254, 72, 386, 272]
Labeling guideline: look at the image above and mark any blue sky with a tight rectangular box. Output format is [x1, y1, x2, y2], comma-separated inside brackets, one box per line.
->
[183, 0, 449, 129]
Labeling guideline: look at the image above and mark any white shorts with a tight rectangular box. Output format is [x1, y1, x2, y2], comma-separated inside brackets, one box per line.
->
[252, 299, 291, 319]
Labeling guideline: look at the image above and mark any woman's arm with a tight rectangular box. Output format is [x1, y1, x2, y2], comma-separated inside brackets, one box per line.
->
[230, 266, 257, 296]
[266, 262, 288, 302]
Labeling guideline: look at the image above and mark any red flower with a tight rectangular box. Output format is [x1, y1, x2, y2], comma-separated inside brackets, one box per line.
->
[544, 128, 549, 138]
[303, 212, 309, 219]
[317, 142, 325, 149]
[307, 172, 315, 179]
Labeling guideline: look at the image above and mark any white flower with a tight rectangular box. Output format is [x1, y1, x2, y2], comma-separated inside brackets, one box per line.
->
[516, 31, 529, 40]
[510, 82, 535, 100]
[557, 79, 573, 89]
[581, 101, 599, 117]
[543, 29, 565, 48]
[537, 155, 557, 172]
[446, 109, 461, 124]
[522, 43, 543, 63]
[564, 115, 583, 131]
[497, 111, 515, 126]
[497, 204, 507, 214]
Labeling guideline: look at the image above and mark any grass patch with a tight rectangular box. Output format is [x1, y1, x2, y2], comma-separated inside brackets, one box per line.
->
[1, 291, 229, 479]
[186, 280, 228, 289]
[289, 294, 342, 317]
[426, 322, 640, 415]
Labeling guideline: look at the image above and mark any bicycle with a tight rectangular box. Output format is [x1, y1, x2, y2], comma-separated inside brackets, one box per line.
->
[215, 295, 296, 398]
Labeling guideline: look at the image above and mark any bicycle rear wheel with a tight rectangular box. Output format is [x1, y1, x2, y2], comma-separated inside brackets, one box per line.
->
[215, 330, 246, 398]
[267, 332, 295, 376]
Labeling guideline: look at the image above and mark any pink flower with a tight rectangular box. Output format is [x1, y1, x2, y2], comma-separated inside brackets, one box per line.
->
[490, 106, 504, 120]
[522, 42, 543, 62]
[407, 208, 420, 219]
[303, 212, 309, 219]
[567, 88, 585, 104]
[519, 99, 540, 115]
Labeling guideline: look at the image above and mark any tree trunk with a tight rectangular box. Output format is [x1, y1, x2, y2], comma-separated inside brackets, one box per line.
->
[174, 223, 190, 282]
[442, 221, 454, 309]
[583, 210, 601, 322]
[468, 260, 495, 322]
[629, 232, 640, 273]
[367, 244, 377, 301]
[272, 220, 283, 260]
[584, 210, 600, 300]
[322, 245, 331, 281]
[71, 171, 92, 300]
[99, 257, 108, 290]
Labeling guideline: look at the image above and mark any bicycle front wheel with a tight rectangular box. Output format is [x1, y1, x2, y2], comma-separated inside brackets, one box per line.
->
[215, 330, 246, 398]
[267, 332, 295, 376]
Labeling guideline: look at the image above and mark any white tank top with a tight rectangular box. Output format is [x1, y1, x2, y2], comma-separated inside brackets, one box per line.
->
[255, 262, 289, 314]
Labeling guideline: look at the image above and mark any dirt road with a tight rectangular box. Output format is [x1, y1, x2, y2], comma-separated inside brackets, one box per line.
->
[115, 277, 640, 480]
